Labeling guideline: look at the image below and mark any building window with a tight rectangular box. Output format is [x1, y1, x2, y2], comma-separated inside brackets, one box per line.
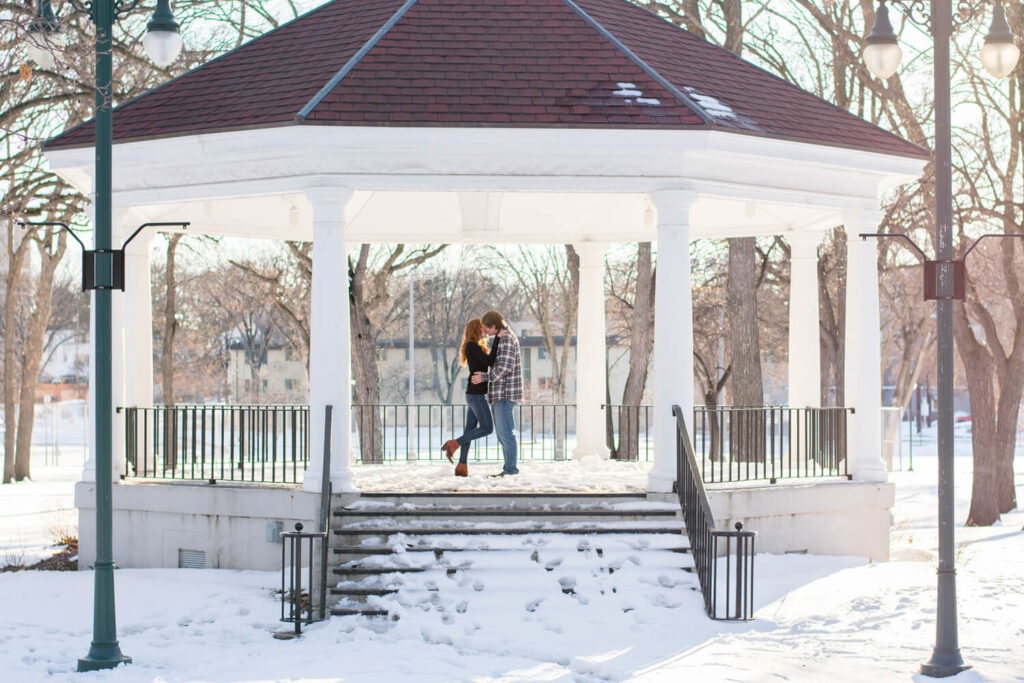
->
[262, 379, 269, 390]
[244, 379, 251, 392]
[285, 379, 295, 390]
[285, 348, 294, 361]
[538, 347, 548, 359]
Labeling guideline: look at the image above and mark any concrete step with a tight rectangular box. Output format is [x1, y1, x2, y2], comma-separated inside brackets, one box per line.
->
[330, 586, 399, 597]
[331, 507, 675, 524]
[332, 565, 427, 577]
[342, 492, 653, 507]
[333, 524, 685, 537]
[330, 606, 389, 618]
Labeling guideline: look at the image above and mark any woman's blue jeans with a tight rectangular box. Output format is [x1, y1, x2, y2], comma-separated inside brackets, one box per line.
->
[457, 394, 493, 464]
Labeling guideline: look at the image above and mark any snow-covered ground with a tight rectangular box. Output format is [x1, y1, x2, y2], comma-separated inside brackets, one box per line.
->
[0, 428, 1021, 682]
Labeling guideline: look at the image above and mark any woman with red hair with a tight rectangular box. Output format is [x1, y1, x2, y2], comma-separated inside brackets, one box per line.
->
[442, 319, 497, 476]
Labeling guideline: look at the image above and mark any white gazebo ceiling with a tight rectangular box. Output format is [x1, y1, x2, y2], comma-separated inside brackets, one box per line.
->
[44, 126, 925, 244]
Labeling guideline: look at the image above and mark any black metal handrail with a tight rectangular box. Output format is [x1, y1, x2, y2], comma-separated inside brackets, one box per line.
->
[693, 406, 853, 483]
[674, 404, 756, 621]
[277, 522, 326, 639]
[316, 405, 333, 622]
[121, 405, 309, 484]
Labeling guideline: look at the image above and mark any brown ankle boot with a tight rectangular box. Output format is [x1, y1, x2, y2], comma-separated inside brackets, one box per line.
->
[454, 462, 468, 477]
[442, 439, 459, 463]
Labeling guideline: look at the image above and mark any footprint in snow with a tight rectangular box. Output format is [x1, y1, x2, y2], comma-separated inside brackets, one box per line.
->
[525, 598, 544, 612]
[545, 558, 562, 572]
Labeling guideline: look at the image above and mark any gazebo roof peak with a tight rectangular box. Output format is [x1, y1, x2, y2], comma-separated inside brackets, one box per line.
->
[45, 0, 927, 160]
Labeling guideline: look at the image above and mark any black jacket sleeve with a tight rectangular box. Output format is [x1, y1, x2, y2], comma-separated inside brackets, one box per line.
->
[486, 335, 500, 367]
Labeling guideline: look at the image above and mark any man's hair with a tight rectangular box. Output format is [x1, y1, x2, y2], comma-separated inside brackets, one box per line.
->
[481, 311, 505, 329]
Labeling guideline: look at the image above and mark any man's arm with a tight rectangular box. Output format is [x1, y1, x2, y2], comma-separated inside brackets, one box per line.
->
[477, 335, 514, 383]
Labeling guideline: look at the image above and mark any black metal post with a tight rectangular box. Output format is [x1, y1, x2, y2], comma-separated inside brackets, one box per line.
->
[921, 0, 967, 676]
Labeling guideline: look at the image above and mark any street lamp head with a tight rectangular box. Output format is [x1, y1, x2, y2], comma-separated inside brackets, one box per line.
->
[981, 3, 1020, 79]
[863, 2, 902, 80]
[25, 0, 65, 70]
[143, 0, 184, 68]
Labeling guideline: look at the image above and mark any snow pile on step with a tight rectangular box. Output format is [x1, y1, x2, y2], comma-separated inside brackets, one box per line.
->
[350, 457, 651, 493]
[333, 532, 701, 664]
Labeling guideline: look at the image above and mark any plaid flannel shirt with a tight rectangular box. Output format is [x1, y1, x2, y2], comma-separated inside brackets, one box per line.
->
[482, 329, 523, 404]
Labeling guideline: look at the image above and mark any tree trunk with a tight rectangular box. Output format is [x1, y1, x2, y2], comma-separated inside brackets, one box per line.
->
[817, 228, 847, 406]
[954, 300, 1022, 525]
[14, 228, 66, 480]
[161, 234, 182, 471]
[727, 237, 764, 463]
[618, 242, 654, 461]
[3, 223, 29, 484]
[350, 248, 383, 464]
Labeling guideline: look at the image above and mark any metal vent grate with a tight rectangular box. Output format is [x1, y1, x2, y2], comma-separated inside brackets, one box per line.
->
[177, 549, 206, 569]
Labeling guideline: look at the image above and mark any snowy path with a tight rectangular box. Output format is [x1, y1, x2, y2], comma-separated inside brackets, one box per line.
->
[1, 433, 1022, 681]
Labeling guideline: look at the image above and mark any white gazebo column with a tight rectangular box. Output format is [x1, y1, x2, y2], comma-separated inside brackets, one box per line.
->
[649, 189, 697, 492]
[844, 212, 887, 482]
[85, 205, 135, 483]
[787, 232, 822, 408]
[572, 242, 609, 460]
[82, 203, 98, 483]
[304, 187, 356, 493]
[109, 209, 131, 479]
[120, 225, 156, 477]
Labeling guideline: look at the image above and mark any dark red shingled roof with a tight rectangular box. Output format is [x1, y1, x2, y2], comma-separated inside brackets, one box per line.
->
[46, 0, 928, 159]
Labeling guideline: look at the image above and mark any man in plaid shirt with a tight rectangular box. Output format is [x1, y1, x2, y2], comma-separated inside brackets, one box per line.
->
[471, 310, 523, 476]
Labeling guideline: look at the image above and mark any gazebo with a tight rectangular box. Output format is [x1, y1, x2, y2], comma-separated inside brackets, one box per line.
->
[46, 0, 927, 569]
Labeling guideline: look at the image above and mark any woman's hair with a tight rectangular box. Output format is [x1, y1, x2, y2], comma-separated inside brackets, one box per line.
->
[460, 319, 489, 365]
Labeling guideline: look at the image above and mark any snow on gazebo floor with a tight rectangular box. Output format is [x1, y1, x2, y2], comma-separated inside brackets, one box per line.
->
[349, 456, 652, 494]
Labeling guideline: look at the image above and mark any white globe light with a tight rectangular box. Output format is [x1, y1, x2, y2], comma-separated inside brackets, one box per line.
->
[981, 5, 1020, 79]
[863, 41, 903, 81]
[981, 41, 1021, 78]
[143, 29, 183, 68]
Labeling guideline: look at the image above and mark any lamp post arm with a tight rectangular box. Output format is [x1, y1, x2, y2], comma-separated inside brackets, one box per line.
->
[120, 221, 189, 250]
[858, 231, 929, 261]
[960, 233, 1024, 262]
[65, 0, 147, 21]
[17, 220, 86, 251]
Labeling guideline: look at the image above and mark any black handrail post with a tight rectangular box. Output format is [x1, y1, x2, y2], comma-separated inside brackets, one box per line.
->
[317, 405, 333, 621]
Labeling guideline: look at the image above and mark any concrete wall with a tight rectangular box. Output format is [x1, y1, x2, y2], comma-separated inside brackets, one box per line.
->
[706, 480, 894, 562]
[78, 478, 894, 570]
[76, 481, 320, 571]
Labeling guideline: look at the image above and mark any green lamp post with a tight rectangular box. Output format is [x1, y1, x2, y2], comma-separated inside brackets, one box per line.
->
[24, 0, 184, 672]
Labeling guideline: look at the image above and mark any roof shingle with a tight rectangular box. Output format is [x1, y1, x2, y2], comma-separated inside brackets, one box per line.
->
[45, 0, 927, 159]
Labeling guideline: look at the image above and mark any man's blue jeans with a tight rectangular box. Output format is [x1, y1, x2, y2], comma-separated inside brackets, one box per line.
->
[491, 399, 518, 474]
[457, 394, 493, 465]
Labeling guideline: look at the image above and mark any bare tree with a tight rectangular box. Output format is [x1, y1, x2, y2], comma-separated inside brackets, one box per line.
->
[349, 244, 446, 463]
[606, 243, 656, 460]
